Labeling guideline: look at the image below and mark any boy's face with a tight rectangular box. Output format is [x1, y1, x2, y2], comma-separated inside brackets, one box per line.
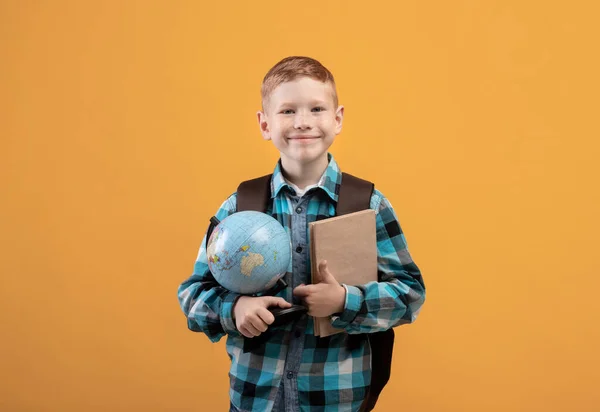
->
[257, 77, 344, 167]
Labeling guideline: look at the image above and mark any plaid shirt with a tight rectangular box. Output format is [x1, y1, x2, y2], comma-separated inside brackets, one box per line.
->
[177, 154, 425, 412]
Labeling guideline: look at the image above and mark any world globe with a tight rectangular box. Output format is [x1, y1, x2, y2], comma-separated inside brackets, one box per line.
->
[206, 211, 292, 295]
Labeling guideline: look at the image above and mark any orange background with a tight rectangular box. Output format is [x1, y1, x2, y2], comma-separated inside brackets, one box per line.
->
[1, 1, 599, 411]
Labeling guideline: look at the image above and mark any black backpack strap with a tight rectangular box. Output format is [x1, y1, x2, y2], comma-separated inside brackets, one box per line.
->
[205, 174, 272, 250]
[234, 174, 277, 353]
[236, 172, 372, 215]
[337, 172, 374, 215]
[337, 173, 394, 412]
[236, 174, 272, 212]
[360, 329, 395, 411]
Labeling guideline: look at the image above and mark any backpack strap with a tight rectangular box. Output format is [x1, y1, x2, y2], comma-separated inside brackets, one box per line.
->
[338, 174, 394, 412]
[236, 174, 272, 212]
[234, 172, 374, 214]
[337, 173, 374, 215]
[205, 174, 272, 249]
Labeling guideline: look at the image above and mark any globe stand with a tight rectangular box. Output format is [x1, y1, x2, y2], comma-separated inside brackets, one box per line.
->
[263, 278, 307, 327]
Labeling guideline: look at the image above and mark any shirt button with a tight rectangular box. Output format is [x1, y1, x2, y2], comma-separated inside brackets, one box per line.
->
[296, 246, 303, 253]
[296, 207, 303, 214]
[287, 371, 294, 379]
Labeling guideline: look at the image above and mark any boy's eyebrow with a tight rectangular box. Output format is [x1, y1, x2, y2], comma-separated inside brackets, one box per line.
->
[276, 99, 329, 107]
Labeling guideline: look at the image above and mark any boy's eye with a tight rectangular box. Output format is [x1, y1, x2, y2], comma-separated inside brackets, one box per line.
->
[280, 107, 324, 114]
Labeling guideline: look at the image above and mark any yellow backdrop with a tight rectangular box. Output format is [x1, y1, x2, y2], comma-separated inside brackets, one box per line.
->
[1, 1, 599, 411]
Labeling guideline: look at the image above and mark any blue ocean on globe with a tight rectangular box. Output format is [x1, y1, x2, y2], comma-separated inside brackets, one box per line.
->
[206, 211, 292, 294]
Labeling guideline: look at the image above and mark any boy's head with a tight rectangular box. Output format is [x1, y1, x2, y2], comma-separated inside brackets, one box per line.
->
[257, 56, 344, 169]
[260, 56, 339, 112]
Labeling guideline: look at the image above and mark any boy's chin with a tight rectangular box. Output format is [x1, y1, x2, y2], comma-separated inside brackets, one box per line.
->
[282, 149, 329, 165]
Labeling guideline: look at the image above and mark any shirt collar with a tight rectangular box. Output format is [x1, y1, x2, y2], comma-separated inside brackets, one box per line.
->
[271, 153, 341, 202]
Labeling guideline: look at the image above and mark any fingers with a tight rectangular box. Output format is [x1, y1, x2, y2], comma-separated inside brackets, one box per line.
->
[241, 303, 285, 336]
[293, 284, 314, 297]
[239, 315, 268, 338]
[257, 307, 275, 325]
[263, 296, 292, 308]
[236, 296, 293, 338]
[239, 324, 260, 338]
[249, 315, 269, 333]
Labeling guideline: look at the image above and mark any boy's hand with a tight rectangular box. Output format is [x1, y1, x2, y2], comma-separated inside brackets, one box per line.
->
[233, 296, 291, 338]
[293, 260, 346, 317]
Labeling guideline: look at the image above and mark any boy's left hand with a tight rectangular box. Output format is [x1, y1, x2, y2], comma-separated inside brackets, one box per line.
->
[293, 260, 346, 317]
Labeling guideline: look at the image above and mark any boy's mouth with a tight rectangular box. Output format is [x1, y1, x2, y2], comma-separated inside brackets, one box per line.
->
[288, 135, 320, 140]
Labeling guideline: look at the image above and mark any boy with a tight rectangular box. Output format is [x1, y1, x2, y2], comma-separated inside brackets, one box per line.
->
[177, 56, 426, 412]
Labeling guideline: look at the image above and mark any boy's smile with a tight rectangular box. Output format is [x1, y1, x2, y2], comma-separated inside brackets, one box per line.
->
[257, 76, 344, 175]
[288, 135, 320, 143]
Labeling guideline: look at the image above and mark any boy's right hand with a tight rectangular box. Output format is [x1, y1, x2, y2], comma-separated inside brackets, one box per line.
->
[233, 296, 292, 338]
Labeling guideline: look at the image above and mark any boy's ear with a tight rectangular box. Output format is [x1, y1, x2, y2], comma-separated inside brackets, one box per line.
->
[257, 111, 271, 141]
[334, 105, 344, 135]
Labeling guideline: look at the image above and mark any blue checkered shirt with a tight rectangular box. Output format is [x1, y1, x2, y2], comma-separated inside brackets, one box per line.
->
[177, 154, 425, 411]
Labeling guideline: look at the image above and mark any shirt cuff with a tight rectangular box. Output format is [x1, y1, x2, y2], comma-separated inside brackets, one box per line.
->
[331, 284, 363, 328]
[220, 292, 242, 337]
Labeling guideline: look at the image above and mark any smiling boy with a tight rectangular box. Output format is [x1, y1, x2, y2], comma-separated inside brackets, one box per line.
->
[178, 56, 425, 412]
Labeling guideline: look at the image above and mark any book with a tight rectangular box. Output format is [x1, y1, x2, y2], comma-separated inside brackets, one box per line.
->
[309, 209, 378, 337]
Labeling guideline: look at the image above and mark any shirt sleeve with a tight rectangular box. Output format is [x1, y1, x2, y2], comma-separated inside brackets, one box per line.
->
[177, 193, 242, 342]
[330, 189, 426, 333]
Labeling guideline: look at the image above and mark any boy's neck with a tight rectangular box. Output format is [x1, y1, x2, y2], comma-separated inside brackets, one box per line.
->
[280, 154, 329, 190]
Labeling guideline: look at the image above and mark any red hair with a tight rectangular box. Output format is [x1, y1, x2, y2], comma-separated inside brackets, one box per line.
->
[261, 56, 338, 110]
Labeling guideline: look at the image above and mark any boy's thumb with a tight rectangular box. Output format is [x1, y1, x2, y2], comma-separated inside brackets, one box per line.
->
[319, 260, 337, 284]
[266, 297, 292, 308]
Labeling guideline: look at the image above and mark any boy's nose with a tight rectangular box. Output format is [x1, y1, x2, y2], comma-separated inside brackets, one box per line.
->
[293, 114, 312, 130]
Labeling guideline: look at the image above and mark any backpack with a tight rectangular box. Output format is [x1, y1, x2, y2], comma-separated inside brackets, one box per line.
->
[235, 172, 394, 412]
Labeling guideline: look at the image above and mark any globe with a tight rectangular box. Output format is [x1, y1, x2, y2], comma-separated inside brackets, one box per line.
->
[206, 211, 292, 295]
